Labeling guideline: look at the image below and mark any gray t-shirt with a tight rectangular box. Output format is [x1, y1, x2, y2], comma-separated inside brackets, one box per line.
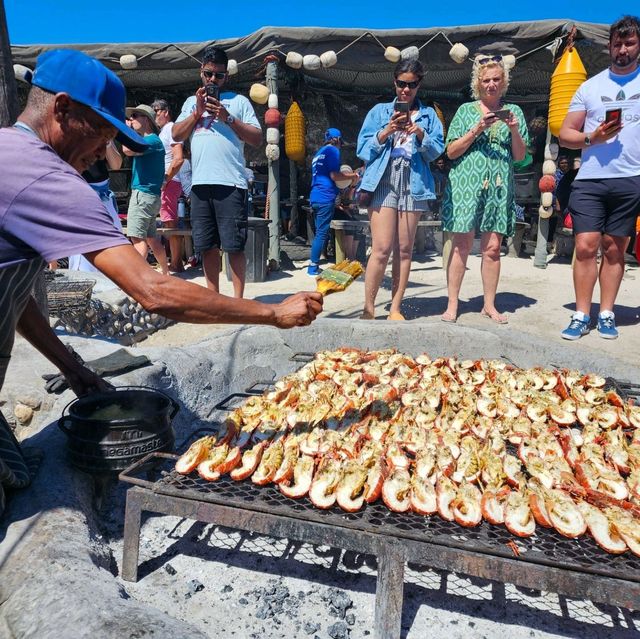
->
[176, 92, 261, 189]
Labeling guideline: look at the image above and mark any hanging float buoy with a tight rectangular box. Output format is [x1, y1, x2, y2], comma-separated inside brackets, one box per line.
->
[548, 45, 587, 137]
[284, 102, 306, 164]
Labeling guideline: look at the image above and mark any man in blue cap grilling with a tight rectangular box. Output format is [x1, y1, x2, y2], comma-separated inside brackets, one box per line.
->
[0, 50, 323, 516]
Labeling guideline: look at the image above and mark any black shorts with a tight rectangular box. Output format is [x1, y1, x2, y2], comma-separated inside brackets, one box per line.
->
[190, 184, 248, 253]
[568, 175, 640, 237]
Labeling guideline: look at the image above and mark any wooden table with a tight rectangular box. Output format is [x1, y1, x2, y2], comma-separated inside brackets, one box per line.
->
[121, 226, 193, 261]
[330, 219, 443, 263]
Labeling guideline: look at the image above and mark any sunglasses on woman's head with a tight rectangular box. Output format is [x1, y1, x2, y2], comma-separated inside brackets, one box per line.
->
[395, 79, 420, 90]
[202, 70, 227, 80]
[477, 55, 503, 66]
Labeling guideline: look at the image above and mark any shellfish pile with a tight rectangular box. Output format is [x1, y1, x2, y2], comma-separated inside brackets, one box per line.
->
[176, 348, 640, 555]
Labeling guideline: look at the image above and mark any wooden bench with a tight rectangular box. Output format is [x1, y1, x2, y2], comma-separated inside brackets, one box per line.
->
[330, 219, 443, 263]
[121, 226, 193, 261]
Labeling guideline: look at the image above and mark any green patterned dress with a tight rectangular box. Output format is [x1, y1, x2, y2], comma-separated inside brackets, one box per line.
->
[441, 102, 528, 237]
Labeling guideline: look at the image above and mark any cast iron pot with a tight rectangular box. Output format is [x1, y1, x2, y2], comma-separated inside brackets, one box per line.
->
[58, 386, 178, 474]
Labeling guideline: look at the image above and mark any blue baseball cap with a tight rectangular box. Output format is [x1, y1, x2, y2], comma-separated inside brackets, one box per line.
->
[325, 127, 342, 141]
[31, 49, 148, 152]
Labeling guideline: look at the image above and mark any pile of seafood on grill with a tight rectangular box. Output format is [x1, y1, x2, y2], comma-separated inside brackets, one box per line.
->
[176, 348, 640, 556]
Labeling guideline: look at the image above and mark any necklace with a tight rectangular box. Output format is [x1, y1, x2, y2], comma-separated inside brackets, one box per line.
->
[474, 102, 505, 190]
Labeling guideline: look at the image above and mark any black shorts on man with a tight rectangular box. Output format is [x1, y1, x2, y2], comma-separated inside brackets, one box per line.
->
[568, 175, 640, 237]
[190, 184, 248, 253]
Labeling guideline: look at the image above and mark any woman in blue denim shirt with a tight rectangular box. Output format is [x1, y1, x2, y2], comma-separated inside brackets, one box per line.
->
[357, 60, 444, 320]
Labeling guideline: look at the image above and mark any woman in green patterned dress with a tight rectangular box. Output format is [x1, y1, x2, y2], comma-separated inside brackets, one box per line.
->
[441, 56, 528, 323]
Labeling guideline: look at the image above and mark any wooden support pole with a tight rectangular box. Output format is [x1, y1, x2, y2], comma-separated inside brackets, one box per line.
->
[266, 60, 280, 270]
[534, 128, 553, 269]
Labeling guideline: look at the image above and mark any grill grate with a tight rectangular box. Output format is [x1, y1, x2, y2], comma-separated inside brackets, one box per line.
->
[122, 453, 640, 586]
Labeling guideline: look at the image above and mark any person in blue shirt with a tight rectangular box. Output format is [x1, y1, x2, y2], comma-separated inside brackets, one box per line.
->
[308, 129, 359, 276]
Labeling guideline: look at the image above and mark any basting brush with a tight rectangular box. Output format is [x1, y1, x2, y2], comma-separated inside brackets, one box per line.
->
[315, 259, 364, 296]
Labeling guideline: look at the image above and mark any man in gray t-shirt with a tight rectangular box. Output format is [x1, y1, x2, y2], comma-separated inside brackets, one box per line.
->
[0, 50, 322, 517]
[173, 46, 262, 299]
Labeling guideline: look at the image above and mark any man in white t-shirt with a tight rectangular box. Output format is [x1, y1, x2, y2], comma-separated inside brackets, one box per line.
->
[559, 15, 640, 341]
[152, 99, 185, 272]
[173, 46, 262, 298]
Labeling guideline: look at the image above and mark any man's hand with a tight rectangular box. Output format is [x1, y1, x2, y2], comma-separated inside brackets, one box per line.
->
[63, 364, 113, 397]
[195, 87, 208, 118]
[592, 119, 623, 144]
[273, 292, 323, 328]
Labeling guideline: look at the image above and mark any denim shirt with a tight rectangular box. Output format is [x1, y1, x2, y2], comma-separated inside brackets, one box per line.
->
[357, 100, 445, 200]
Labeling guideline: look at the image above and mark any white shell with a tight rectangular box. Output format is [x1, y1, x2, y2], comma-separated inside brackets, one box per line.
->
[320, 50, 338, 68]
[227, 59, 238, 76]
[249, 83, 269, 105]
[268, 94, 279, 109]
[541, 192, 554, 208]
[13, 64, 33, 83]
[449, 43, 469, 64]
[544, 142, 559, 160]
[542, 160, 556, 176]
[119, 54, 138, 70]
[266, 127, 280, 145]
[334, 164, 353, 190]
[285, 51, 303, 69]
[538, 205, 554, 219]
[265, 144, 280, 161]
[384, 46, 401, 63]
[400, 46, 420, 62]
[302, 54, 322, 71]
[502, 54, 516, 70]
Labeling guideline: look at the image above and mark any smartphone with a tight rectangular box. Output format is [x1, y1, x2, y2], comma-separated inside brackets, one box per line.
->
[493, 109, 511, 121]
[395, 101, 410, 113]
[605, 108, 622, 126]
[205, 84, 220, 100]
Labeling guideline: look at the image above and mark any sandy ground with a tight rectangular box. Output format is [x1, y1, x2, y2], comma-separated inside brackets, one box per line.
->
[143, 249, 640, 366]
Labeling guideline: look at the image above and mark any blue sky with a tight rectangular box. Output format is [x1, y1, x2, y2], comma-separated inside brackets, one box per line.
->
[5, 1, 622, 45]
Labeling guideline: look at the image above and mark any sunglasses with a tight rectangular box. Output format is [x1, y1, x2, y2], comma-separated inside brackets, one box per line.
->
[477, 55, 503, 66]
[202, 70, 227, 80]
[153, 107, 165, 113]
[127, 113, 139, 120]
[395, 79, 420, 90]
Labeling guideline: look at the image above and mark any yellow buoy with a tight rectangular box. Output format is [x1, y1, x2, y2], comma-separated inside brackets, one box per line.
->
[548, 47, 587, 137]
[285, 101, 306, 164]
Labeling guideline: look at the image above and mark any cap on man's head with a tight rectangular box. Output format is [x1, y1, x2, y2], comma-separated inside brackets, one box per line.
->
[325, 127, 342, 142]
[31, 49, 148, 152]
[126, 105, 160, 133]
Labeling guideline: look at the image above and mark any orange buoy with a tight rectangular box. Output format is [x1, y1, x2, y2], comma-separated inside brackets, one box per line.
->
[548, 47, 587, 137]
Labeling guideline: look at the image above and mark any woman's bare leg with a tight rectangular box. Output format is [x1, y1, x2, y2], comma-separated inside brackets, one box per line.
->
[443, 231, 474, 321]
[362, 206, 397, 318]
[480, 231, 505, 320]
[389, 210, 420, 317]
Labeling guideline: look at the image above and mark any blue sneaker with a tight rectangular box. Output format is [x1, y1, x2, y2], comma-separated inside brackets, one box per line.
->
[307, 265, 321, 277]
[597, 313, 618, 339]
[561, 314, 590, 341]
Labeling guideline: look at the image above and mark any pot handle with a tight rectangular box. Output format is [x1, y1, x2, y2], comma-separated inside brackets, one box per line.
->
[169, 398, 180, 419]
[58, 416, 73, 435]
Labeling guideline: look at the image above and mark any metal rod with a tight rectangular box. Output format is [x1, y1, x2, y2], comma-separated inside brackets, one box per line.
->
[374, 543, 405, 639]
[121, 487, 144, 582]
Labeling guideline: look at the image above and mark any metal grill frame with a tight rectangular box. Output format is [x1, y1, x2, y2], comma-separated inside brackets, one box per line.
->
[120, 369, 640, 639]
[120, 452, 640, 639]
